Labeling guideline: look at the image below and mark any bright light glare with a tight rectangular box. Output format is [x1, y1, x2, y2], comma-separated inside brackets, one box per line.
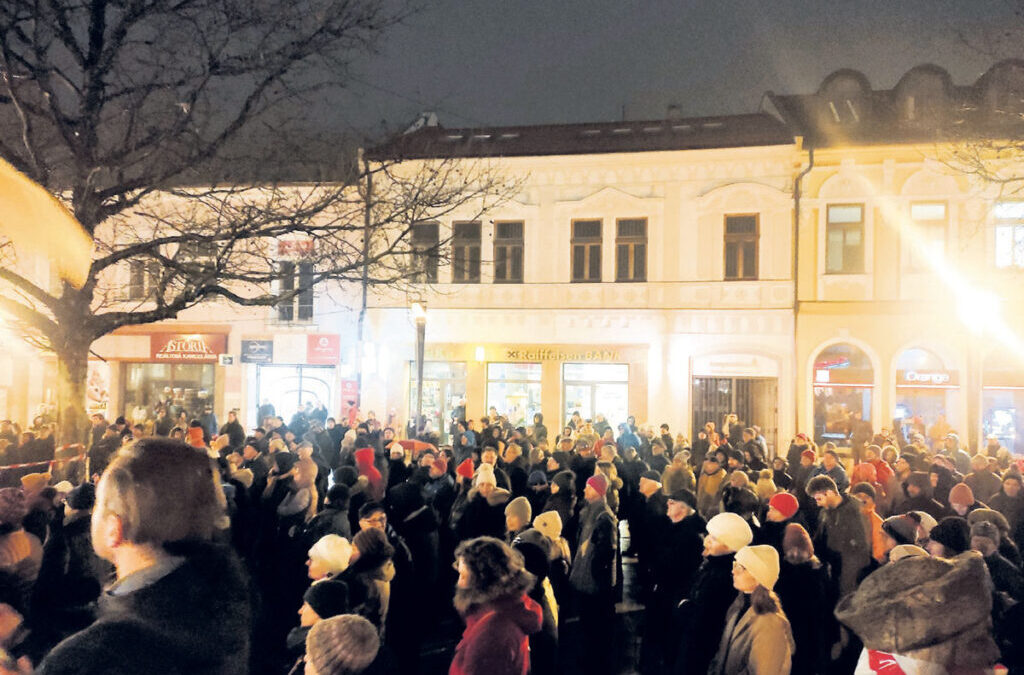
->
[410, 301, 426, 322]
[955, 288, 1001, 334]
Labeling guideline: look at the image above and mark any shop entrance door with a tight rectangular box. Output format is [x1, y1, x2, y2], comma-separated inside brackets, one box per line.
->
[257, 365, 335, 425]
[692, 377, 778, 457]
[563, 363, 630, 431]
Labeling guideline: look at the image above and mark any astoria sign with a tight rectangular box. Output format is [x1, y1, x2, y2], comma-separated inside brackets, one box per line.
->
[150, 333, 228, 362]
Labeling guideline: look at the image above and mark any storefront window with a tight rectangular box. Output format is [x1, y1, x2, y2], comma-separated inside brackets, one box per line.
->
[257, 365, 334, 427]
[487, 363, 542, 428]
[563, 363, 629, 430]
[983, 352, 1024, 455]
[812, 343, 873, 447]
[894, 347, 959, 446]
[693, 376, 779, 458]
[409, 361, 467, 443]
[124, 363, 215, 421]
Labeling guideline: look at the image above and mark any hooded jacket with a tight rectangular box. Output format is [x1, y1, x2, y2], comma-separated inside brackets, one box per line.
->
[37, 542, 250, 675]
[569, 497, 617, 596]
[708, 593, 794, 675]
[449, 594, 543, 675]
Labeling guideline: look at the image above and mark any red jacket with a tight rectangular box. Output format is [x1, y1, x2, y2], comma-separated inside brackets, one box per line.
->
[449, 595, 543, 675]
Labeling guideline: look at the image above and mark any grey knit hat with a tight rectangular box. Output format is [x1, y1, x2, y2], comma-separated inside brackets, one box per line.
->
[306, 614, 380, 675]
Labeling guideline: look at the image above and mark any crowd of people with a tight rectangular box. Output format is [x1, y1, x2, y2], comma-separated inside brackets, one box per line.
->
[0, 404, 1017, 674]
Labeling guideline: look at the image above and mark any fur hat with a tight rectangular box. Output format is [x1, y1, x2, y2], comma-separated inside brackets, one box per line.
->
[304, 579, 350, 620]
[882, 515, 918, 546]
[586, 474, 608, 497]
[968, 508, 1011, 535]
[474, 464, 497, 488]
[782, 523, 814, 559]
[971, 520, 1001, 547]
[505, 496, 532, 524]
[532, 511, 563, 540]
[889, 544, 928, 562]
[667, 488, 698, 511]
[930, 517, 971, 554]
[306, 614, 380, 675]
[308, 535, 353, 575]
[0, 488, 26, 526]
[20, 473, 50, 493]
[768, 492, 799, 520]
[66, 482, 96, 511]
[948, 483, 974, 507]
[456, 458, 475, 480]
[706, 512, 754, 552]
[735, 545, 780, 589]
[352, 527, 394, 563]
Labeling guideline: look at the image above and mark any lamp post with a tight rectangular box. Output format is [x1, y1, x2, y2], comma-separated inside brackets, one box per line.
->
[411, 301, 427, 437]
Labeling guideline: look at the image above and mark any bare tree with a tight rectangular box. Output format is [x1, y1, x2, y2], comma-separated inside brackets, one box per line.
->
[0, 0, 518, 441]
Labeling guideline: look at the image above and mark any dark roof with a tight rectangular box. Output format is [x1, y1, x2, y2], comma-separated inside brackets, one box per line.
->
[765, 61, 1024, 148]
[366, 112, 794, 161]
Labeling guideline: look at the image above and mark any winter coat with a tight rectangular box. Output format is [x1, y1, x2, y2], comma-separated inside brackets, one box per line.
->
[708, 593, 794, 675]
[218, 420, 245, 450]
[662, 465, 696, 496]
[540, 491, 575, 540]
[454, 487, 512, 542]
[776, 560, 829, 675]
[449, 595, 543, 675]
[697, 468, 727, 519]
[37, 542, 250, 675]
[33, 512, 112, 627]
[982, 551, 1024, 601]
[650, 513, 705, 604]
[569, 498, 617, 596]
[835, 551, 1000, 669]
[988, 490, 1024, 532]
[340, 554, 396, 638]
[815, 494, 871, 598]
[673, 553, 739, 675]
[303, 505, 351, 544]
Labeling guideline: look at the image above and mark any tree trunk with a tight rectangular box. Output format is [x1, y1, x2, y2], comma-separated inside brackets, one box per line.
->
[55, 336, 91, 447]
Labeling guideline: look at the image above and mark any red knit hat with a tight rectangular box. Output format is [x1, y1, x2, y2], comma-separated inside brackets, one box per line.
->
[949, 482, 974, 507]
[768, 492, 799, 520]
[455, 458, 475, 480]
[186, 426, 205, 449]
[586, 474, 609, 497]
[783, 522, 814, 559]
[801, 449, 816, 463]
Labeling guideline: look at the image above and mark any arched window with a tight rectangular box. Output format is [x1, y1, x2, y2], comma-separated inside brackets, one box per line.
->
[812, 343, 874, 448]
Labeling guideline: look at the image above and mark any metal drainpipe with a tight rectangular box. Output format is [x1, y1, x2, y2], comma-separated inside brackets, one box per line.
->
[793, 145, 814, 436]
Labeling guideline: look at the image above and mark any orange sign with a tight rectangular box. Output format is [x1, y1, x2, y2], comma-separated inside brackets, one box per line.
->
[150, 333, 227, 362]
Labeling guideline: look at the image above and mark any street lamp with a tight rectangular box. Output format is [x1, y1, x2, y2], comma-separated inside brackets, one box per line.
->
[410, 300, 427, 437]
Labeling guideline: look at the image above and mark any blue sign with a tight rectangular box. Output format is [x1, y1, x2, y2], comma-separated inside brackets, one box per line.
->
[241, 339, 273, 364]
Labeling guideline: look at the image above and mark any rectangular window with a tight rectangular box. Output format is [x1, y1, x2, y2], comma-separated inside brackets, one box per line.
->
[615, 218, 647, 282]
[571, 219, 602, 282]
[411, 222, 440, 283]
[493, 221, 524, 283]
[995, 201, 1024, 269]
[276, 261, 315, 322]
[724, 214, 759, 280]
[451, 221, 481, 283]
[907, 202, 947, 271]
[486, 362, 542, 428]
[826, 204, 865, 274]
[126, 260, 160, 300]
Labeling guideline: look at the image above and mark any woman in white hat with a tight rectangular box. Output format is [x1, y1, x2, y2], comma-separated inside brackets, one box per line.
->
[709, 544, 795, 674]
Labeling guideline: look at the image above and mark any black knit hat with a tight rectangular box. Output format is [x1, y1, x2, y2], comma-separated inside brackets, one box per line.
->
[304, 579, 350, 620]
[640, 470, 662, 482]
[930, 517, 971, 555]
[274, 452, 298, 473]
[386, 482, 424, 523]
[551, 470, 575, 493]
[333, 466, 359, 488]
[667, 488, 698, 511]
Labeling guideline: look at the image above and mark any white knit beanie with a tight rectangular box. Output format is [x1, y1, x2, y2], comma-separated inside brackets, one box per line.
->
[706, 512, 754, 553]
[308, 535, 353, 575]
[474, 463, 497, 487]
[735, 544, 780, 590]
[533, 511, 563, 540]
[306, 614, 379, 675]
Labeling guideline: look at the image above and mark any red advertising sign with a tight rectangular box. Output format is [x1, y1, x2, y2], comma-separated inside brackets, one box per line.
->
[150, 333, 228, 362]
[277, 239, 315, 257]
[307, 334, 340, 365]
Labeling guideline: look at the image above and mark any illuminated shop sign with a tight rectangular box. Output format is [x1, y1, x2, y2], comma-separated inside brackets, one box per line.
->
[150, 333, 227, 362]
[896, 370, 958, 387]
[504, 348, 620, 362]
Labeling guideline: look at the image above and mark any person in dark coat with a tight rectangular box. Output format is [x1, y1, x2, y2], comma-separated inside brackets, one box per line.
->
[971, 521, 1024, 601]
[775, 523, 829, 675]
[896, 471, 949, 520]
[86, 427, 120, 480]
[569, 474, 618, 675]
[304, 484, 352, 544]
[218, 410, 245, 450]
[452, 466, 512, 542]
[540, 471, 576, 545]
[633, 470, 668, 590]
[642, 489, 704, 675]
[35, 439, 250, 675]
[511, 534, 558, 675]
[988, 473, 1024, 535]
[672, 511, 753, 675]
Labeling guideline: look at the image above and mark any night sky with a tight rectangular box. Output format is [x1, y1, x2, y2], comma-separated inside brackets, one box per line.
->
[327, 0, 1019, 135]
